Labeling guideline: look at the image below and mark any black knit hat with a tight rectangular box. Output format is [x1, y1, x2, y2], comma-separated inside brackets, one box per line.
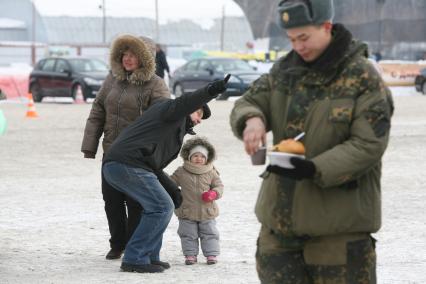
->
[202, 104, 211, 120]
[278, 0, 334, 29]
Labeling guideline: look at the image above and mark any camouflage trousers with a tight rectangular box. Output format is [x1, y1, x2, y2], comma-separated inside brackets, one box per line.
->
[256, 226, 376, 284]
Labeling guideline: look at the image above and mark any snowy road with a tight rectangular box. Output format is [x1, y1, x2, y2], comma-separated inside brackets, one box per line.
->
[0, 89, 425, 283]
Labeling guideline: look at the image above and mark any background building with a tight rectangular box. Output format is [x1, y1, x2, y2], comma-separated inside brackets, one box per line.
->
[0, 0, 254, 65]
[234, 0, 426, 60]
[1, 0, 426, 66]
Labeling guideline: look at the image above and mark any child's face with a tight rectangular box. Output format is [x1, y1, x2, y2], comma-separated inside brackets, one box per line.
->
[190, 153, 207, 165]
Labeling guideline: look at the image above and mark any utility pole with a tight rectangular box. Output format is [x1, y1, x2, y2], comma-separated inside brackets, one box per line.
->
[220, 5, 225, 51]
[99, 0, 106, 43]
[31, 0, 36, 66]
[155, 0, 160, 42]
[377, 0, 386, 56]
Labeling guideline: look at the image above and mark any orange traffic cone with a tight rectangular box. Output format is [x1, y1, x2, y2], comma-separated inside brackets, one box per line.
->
[74, 85, 85, 104]
[26, 93, 39, 118]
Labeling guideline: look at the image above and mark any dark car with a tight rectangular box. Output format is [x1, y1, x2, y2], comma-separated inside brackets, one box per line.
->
[29, 57, 109, 102]
[169, 57, 262, 100]
[415, 68, 426, 95]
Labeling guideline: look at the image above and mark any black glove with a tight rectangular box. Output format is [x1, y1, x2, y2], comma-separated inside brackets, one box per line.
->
[207, 74, 231, 97]
[266, 157, 316, 180]
[83, 151, 96, 159]
[156, 170, 183, 209]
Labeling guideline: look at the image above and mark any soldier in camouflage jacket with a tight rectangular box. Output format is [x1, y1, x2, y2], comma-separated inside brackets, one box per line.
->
[230, 0, 393, 283]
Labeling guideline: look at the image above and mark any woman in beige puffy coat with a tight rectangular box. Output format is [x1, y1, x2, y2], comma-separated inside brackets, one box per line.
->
[171, 136, 224, 265]
[81, 34, 170, 260]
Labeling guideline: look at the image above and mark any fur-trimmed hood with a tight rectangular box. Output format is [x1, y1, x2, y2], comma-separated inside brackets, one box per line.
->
[109, 34, 156, 85]
[180, 136, 216, 164]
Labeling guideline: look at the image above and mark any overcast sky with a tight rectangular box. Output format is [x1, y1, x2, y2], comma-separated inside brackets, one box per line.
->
[34, 0, 244, 25]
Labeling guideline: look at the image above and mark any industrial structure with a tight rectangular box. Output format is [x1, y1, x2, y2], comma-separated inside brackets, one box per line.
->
[234, 0, 426, 60]
[1, 0, 426, 65]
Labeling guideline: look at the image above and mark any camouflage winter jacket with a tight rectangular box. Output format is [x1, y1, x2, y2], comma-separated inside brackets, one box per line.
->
[230, 25, 394, 238]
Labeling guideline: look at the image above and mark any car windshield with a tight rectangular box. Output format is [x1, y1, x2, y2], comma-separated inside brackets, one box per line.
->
[68, 58, 108, 72]
[210, 59, 254, 72]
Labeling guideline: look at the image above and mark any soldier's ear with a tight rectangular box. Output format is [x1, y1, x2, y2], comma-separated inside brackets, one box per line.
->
[323, 21, 333, 33]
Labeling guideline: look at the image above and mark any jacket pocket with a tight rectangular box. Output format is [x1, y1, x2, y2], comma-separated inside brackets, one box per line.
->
[328, 99, 353, 123]
[292, 178, 378, 236]
[207, 204, 218, 217]
[181, 207, 190, 218]
[139, 90, 153, 112]
[140, 143, 158, 168]
[328, 98, 354, 140]
[140, 143, 156, 156]
[255, 172, 296, 236]
[364, 99, 392, 138]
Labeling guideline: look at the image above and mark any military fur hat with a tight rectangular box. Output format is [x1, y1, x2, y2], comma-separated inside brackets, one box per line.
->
[278, 0, 334, 29]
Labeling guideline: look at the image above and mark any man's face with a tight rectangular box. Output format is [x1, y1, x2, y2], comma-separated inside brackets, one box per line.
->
[190, 109, 203, 126]
[286, 22, 333, 62]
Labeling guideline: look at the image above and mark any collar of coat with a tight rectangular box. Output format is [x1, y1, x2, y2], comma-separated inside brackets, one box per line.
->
[274, 23, 369, 85]
[109, 35, 156, 85]
[185, 116, 197, 135]
[183, 160, 214, 174]
[300, 23, 353, 72]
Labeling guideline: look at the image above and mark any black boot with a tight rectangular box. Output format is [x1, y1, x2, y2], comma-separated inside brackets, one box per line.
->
[120, 262, 164, 273]
[151, 260, 171, 269]
[105, 248, 124, 260]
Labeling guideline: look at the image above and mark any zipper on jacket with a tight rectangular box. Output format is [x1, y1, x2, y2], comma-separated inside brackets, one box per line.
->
[196, 174, 203, 220]
[282, 97, 292, 139]
[276, 86, 293, 140]
[114, 87, 126, 138]
[137, 91, 143, 116]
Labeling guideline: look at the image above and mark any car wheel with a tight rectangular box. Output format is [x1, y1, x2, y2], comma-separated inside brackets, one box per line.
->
[174, 84, 184, 98]
[423, 82, 426, 95]
[30, 83, 43, 102]
[72, 84, 86, 102]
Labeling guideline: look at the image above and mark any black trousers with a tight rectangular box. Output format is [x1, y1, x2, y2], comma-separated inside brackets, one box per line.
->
[101, 171, 142, 250]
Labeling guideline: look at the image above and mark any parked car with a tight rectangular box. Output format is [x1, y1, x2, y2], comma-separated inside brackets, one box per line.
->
[414, 68, 426, 95]
[29, 57, 109, 102]
[169, 57, 262, 100]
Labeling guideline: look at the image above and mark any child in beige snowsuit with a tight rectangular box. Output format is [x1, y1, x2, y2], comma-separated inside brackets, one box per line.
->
[171, 136, 224, 265]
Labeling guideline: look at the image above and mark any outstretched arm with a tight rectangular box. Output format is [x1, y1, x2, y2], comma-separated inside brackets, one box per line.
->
[163, 74, 231, 121]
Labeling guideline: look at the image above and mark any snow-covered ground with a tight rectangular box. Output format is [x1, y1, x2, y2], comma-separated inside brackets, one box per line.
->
[0, 87, 425, 283]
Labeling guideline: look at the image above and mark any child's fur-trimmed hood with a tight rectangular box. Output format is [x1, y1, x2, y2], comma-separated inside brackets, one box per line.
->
[180, 136, 216, 164]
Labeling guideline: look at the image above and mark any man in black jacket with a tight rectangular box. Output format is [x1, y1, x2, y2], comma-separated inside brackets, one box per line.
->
[155, 44, 170, 79]
[102, 75, 230, 273]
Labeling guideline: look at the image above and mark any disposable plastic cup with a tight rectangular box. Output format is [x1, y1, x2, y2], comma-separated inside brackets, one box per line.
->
[251, 147, 266, 165]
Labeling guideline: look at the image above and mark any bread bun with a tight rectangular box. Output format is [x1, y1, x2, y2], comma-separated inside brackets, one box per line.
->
[272, 139, 305, 154]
